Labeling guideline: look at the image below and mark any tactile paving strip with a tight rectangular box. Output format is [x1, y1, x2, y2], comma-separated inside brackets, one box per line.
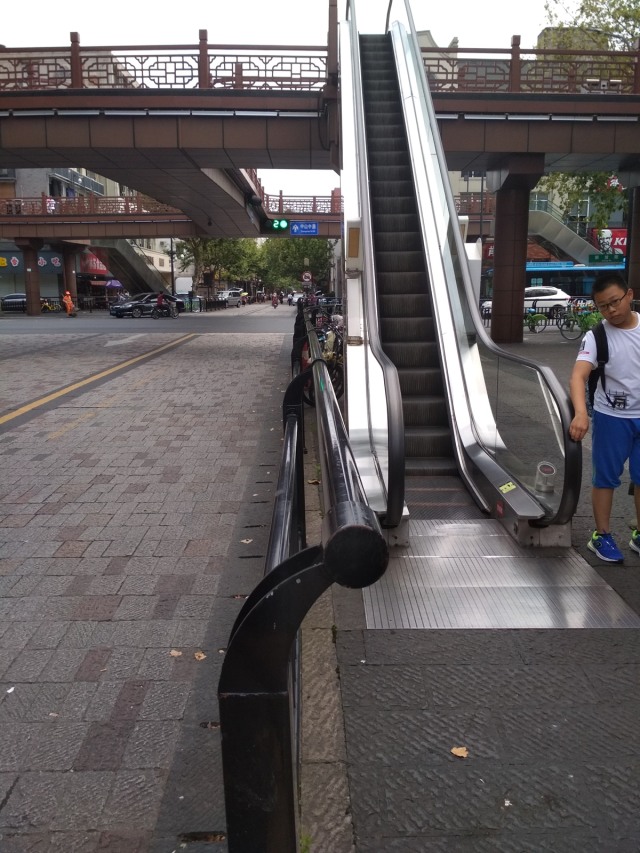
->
[364, 519, 640, 629]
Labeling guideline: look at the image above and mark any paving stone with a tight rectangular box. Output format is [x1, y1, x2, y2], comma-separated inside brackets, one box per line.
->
[121, 720, 181, 770]
[0, 648, 20, 679]
[59, 621, 98, 649]
[112, 596, 157, 621]
[75, 648, 112, 681]
[73, 721, 135, 771]
[99, 770, 166, 830]
[0, 721, 88, 771]
[40, 649, 88, 682]
[110, 680, 151, 720]
[138, 682, 191, 721]
[4, 649, 56, 682]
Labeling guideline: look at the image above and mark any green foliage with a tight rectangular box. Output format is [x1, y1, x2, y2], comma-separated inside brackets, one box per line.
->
[175, 235, 336, 291]
[544, 0, 640, 50]
[175, 237, 262, 286]
[535, 172, 627, 230]
[539, 0, 635, 230]
[259, 238, 336, 291]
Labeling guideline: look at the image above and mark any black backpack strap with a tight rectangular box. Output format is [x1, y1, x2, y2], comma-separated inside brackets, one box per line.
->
[593, 320, 609, 394]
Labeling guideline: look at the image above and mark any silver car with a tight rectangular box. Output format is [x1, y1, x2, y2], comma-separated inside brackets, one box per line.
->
[218, 290, 243, 308]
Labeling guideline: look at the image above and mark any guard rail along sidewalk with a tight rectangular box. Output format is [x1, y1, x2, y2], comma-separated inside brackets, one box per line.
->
[217, 304, 389, 852]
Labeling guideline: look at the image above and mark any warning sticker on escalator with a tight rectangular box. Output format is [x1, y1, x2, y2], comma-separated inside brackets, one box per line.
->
[499, 482, 517, 494]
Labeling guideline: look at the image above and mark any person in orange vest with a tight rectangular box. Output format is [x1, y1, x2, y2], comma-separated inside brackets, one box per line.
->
[62, 291, 76, 317]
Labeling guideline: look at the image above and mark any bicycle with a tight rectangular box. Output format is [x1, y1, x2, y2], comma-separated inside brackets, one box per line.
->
[301, 321, 344, 407]
[556, 304, 601, 340]
[151, 304, 178, 319]
[524, 307, 547, 333]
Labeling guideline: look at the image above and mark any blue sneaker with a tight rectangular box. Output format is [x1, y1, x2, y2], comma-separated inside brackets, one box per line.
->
[587, 531, 624, 563]
[630, 528, 640, 556]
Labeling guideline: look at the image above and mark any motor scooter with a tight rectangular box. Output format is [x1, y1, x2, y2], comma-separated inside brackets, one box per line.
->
[272, 294, 279, 309]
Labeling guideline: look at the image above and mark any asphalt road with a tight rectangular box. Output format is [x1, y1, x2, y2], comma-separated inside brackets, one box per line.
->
[0, 301, 297, 335]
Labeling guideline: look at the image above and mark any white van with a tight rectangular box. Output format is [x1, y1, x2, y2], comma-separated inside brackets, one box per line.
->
[218, 289, 243, 307]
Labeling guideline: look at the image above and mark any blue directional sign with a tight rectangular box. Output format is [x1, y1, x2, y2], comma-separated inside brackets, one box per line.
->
[290, 221, 319, 236]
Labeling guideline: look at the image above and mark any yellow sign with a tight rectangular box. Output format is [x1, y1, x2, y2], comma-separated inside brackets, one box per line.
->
[0, 257, 7, 267]
[499, 481, 517, 494]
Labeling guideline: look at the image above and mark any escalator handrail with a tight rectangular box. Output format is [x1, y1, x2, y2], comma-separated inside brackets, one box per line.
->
[389, 1, 581, 526]
[343, 0, 406, 527]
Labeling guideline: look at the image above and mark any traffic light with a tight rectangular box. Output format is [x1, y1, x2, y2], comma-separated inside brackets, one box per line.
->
[261, 217, 289, 234]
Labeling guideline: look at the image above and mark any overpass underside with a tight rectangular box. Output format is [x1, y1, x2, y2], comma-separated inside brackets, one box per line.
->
[0, 91, 338, 238]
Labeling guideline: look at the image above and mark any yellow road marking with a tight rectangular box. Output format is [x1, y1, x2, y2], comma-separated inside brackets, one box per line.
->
[0, 333, 197, 426]
[47, 410, 97, 440]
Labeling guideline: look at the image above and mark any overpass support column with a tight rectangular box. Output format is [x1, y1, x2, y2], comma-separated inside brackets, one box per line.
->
[487, 155, 544, 344]
[15, 240, 44, 317]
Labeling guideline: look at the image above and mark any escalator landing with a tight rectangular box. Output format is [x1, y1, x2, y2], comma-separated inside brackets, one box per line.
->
[364, 519, 640, 629]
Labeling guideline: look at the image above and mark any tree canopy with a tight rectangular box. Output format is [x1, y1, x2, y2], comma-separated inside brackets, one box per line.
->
[175, 235, 336, 292]
[535, 0, 638, 227]
[535, 172, 626, 230]
[544, 0, 640, 50]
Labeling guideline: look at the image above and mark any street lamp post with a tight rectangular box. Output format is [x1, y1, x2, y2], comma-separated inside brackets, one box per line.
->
[169, 238, 176, 296]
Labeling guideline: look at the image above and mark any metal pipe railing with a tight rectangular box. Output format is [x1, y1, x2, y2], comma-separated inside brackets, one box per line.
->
[217, 310, 388, 852]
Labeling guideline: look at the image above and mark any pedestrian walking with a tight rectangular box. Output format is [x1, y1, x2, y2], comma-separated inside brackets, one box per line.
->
[569, 271, 640, 562]
[62, 290, 76, 317]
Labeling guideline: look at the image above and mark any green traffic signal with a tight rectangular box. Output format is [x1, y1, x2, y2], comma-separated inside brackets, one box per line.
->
[263, 218, 289, 232]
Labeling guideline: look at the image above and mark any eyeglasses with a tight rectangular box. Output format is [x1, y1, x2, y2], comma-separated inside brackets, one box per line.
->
[595, 290, 630, 312]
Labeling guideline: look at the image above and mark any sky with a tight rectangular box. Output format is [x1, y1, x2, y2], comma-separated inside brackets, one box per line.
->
[3, 0, 550, 197]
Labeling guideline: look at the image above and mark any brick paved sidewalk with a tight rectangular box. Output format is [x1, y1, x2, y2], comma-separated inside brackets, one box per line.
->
[0, 330, 292, 852]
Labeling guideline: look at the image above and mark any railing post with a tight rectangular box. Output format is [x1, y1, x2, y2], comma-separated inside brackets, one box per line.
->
[233, 62, 243, 89]
[198, 29, 210, 89]
[509, 35, 521, 92]
[70, 32, 83, 88]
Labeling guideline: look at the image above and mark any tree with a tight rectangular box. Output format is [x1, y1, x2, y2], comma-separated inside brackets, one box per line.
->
[175, 237, 261, 289]
[259, 238, 336, 291]
[535, 171, 627, 231]
[536, 0, 637, 229]
[544, 0, 640, 50]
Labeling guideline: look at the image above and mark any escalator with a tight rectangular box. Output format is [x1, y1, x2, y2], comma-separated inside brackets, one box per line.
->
[91, 238, 168, 294]
[341, 2, 582, 542]
[360, 34, 478, 519]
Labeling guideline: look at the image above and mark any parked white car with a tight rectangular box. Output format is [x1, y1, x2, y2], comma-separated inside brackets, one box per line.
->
[481, 286, 572, 319]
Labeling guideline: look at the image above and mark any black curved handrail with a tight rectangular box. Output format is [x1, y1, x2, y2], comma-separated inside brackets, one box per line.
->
[217, 309, 388, 851]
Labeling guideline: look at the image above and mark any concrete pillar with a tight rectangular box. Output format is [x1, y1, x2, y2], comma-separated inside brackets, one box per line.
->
[15, 239, 44, 317]
[490, 185, 531, 343]
[486, 155, 544, 344]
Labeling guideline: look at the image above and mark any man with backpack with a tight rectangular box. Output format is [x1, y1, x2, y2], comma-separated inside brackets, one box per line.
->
[569, 272, 640, 563]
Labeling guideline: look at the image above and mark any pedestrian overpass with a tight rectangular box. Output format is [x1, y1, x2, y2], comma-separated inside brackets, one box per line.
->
[2, 0, 640, 332]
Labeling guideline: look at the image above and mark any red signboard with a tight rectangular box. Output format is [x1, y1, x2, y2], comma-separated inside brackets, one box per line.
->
[79, 251, 109, 274]
[588, 228, 627, 256]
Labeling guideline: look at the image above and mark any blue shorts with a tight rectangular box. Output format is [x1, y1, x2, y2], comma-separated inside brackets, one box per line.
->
[592, 411, 640, 488]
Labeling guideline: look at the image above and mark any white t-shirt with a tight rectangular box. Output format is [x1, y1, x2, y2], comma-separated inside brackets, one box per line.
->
[576, 312, 640, 417]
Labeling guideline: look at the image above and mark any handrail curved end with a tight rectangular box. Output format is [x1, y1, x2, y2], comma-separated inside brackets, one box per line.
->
[322, 502, 389, 588]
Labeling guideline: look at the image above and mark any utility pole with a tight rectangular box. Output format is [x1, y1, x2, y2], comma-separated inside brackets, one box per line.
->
[168, 238, 176, 295]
